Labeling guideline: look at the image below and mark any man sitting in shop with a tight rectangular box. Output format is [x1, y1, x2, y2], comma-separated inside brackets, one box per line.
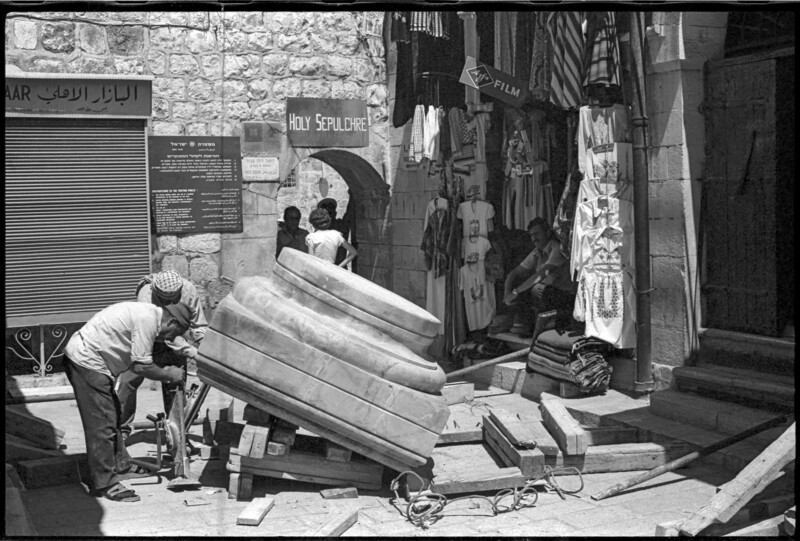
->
[503, 217, 575, 336]
[276, 206, 309, 258]
[63, 301, 186, 503]
[116, 270, 207, 452]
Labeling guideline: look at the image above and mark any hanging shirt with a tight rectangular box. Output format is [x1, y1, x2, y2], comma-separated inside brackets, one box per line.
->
[457, 199, 494, 239]
[411, 104, 426, 163]
[577, 175, 633, 206]
[65, 302, 162, 378]
[462, 236, 492, 262]
[577, 105, 631, 176]
[585, 142, 634, 186]
[423, 105, 440, 161]
[460, 261, 496, 331]
[306, 229, 347, 264]
[421, 197, 451, 278]
[582, 12, 621, 88]
[456, 162, 488, 201]
[571, 195, 635, 280]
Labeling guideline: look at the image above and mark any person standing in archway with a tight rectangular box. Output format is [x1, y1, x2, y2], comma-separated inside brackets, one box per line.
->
[317, 198, 353, 267]
[306, 208, 357, 268]
[276, 206, 309, 259]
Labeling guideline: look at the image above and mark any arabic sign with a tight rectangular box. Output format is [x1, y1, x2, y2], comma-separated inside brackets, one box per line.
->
[242, 156, 279, 181]
[459, 57, 528, 108]
[148, 136, 243, 234]
[5, 76, 152, 116]
[286, 98, 369, 147]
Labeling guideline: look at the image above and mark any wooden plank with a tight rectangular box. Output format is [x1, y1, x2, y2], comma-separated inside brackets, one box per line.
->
[228, 473, 240, 499]
[723, 515, 785, 537]
[482, 416, 544, 477]
[232, 464, 382, 491]
[320, 487, 358, 499]
[324, 441, 353, 463]
[270, 427, 296, 446]
[303, 508, 359, 537]
[481, 420, 517, 469]
[248, 425, 271, 459]
[16, 454, 87, 489]
[228, 451, 383, 483]
[238, 473, 253, 501]
[784, 506, 795, 536]
[441, 382, 475, 405]
[585, 426, 639, 446]
[228, 398, 248, 424]
[488, 409, 552, 452]
[266, 442, 289, 456]
[6, 385, 74, 403]
[236, 497, 275, 526]
[5, 487, 37, 536]
[6, 433, 63, 462]
[242, 404, 272, 425]
[237, 424, 257, 457]
[547, 442, 695, 474]
[540, 397, 588, 455]
[680, 422, 795, 536]
[437, 428, 483, 445]
[5, 408, 66, 450]
[419, 443, 527, 495]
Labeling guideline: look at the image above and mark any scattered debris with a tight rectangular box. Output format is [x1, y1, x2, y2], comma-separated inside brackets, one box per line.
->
[183, 497, 210, 507]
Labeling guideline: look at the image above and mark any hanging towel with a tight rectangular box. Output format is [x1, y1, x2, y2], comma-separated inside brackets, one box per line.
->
[411, 104, 426, 163]
[583, 12, 621, 88]
[548, 12, 584, 109]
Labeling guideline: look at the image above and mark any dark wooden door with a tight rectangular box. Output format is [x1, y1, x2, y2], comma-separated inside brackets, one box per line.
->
[703, 52, 780, 336]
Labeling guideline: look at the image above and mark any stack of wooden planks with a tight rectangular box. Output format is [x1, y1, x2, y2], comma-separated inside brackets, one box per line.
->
[409, 395, 696, 495]
[219, 401, 384, 500]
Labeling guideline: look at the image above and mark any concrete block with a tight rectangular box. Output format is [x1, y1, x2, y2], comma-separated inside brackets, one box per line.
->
[649, 218, 686, 257]
[651, 325, 687, 367]
[648, 180, 685, 220]
[392, 219, 423, 247]
[464, 359, 528, 393]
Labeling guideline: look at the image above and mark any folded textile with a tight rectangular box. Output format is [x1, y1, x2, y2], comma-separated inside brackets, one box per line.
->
[532, 341, 572, 358]
[531, 345, 571, 366]
[536, 329, 583, 351]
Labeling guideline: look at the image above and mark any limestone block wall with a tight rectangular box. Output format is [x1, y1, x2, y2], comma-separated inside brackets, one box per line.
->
[5, 11, 391, 317]
[644, 12, 728, 388]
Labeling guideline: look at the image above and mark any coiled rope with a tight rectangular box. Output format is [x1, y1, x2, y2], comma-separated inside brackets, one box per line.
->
[390, 466, 584, 529]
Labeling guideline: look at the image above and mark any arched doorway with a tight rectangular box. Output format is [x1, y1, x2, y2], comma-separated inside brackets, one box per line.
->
[277, 149, 391, 284]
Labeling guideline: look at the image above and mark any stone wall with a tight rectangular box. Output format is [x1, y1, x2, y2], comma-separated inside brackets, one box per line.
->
[5, 11, 391, 317]
[644, 12, 728, 389]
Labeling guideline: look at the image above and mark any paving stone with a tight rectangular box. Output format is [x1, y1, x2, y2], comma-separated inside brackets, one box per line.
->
[557, 503, 639, 529]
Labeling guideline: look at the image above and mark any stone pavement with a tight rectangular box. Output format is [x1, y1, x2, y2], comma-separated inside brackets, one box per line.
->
[12, 382, 737, 537]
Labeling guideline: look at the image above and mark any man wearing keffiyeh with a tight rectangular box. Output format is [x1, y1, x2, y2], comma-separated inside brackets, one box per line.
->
[116, 270, 208, 449]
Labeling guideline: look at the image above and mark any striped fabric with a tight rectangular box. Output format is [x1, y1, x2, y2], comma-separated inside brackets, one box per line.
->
[412, 104, 425, 163]
[547, 12, 584, 109]
[583, 12, 621, 87]
[410, 12, 450, 39]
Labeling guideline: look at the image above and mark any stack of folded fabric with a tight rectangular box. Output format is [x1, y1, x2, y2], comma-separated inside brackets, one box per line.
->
[569, 337, 614, 394]
[527, 329, 583, 382]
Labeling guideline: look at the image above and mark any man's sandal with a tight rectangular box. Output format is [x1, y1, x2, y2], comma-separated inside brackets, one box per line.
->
[116, 463, 154, 479]
[95, 483, 141, 502]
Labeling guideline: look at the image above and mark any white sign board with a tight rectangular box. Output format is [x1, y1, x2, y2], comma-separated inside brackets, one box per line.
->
[242, 156, 279, 181]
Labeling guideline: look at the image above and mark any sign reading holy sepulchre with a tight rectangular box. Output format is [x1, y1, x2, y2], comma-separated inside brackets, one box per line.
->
[286, 98, 369, 147]
[148, 136, 243, 234]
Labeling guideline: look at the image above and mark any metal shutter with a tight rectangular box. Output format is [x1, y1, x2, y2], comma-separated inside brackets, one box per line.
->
[5, 117, 152, 327]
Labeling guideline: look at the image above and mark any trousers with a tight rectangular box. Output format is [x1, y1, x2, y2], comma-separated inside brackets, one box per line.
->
[64, 356, 131, 491]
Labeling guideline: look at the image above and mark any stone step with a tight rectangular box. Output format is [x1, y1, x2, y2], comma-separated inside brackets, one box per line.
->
[673, 365, 794, 411]
[649, 390, 791, 446]
[594, 407, 776, 474]
[698, 328, 794, 376]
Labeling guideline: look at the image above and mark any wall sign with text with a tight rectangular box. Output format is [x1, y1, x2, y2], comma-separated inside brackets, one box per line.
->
[5, 76, 152, 117]
[286, 98, 369, 147]
[148, 136, 243, 234]
[459, 57, 529, 109]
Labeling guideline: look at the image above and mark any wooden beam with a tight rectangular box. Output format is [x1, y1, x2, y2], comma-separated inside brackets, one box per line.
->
[6, 408, 66, 450]
[784, 506, 795, 536]
[228, 472, 240, 499]
[548, 442, 695, 474]
[303, 508, 359, 537]
[237, 424, 257, 457]
[6, 385, 74, 403]
[585, 427, 639, 446]
[482, 415, 544, 477]
[539, 398, 589, 455]
[236, 497, 275, 526]
[324, 441, 353, 463]
[243, 404, 272, 425]
[231, 464, 382, 491]
[488, 409, 559, 455]
[270, 427, 297, 446]
[266, 442, 289, 456]
[248, 425, 271, 460]
[238, 473, 253, 501]
[679, 422, 795, 536]
[320, 487, 359, 499]
[228, 451, 383, 484]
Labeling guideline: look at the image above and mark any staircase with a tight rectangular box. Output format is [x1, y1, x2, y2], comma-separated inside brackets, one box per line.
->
[578, 329, 794, 475]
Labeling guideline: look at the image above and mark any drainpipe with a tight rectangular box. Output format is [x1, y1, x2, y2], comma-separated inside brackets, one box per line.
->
[629, 12, 655, 393]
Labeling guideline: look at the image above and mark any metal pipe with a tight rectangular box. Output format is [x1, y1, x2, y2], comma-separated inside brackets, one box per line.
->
[628, 12, 655, 393]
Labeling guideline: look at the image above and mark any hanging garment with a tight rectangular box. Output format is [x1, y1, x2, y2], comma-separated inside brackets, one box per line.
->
[577, 175, 633, 207]
[462, 236, 492, 262]
[528, 12, 553, 102]
[552, 170, 582, 258]
[448, 107, 464, 155]
[548, 12, 584, 109]
[421, 197, 452, 278]
[456, 162, 488, 201]
[423, 105, 440, 161]
[411, 104, 426, 163]
[494, 12, 517, 74]
[410, 12, 450, 39]
[520, 161, 550, 229]
[582, 12, 621, 88]
[577, 105, 631, 176]
[571, 195, 635, 279]
[502, 168, 526, 230]
[584, 142, 634, 185]
[460, 261, 496, 331]
[457, 198, 495, 239]
[390, 13, 415, 128]
[473, 112, 488, 164]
